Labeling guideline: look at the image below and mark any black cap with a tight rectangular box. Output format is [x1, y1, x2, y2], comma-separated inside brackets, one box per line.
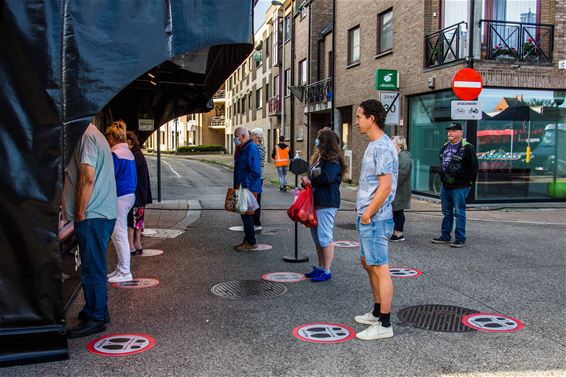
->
[446, 122, 463, 131]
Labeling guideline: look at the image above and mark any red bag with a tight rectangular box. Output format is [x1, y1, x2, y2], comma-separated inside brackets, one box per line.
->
[287, 185, 318, 228]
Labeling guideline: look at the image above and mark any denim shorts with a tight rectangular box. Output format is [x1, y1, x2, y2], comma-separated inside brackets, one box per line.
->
[357, 216, 394, 266]
[310, 207, 338, 248]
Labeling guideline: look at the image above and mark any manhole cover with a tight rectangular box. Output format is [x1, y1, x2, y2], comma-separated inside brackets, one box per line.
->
[336, 223, 356, 230]
[397, 304, 479, 332]
[211, 280, 287, 299]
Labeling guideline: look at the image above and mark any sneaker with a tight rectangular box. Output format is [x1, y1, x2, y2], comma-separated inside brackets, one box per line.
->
[254, 226, 262, 231]
[431, 237, 451, 244]
[450, 240, 466, 248]
[354, 311, 380, 325]
[236, 243, 258, 251]
[304, 266, 323, 278]
[108, 272, 133, 283]
[311, 272, 331, 282]
[389, 234, 405, 242]
[356, 322, 394, 340]
[233, 242, 246, 250]
[107, 269, 119, 279]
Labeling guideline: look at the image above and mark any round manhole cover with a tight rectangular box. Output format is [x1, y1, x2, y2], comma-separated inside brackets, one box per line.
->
[211, 280, 287, 299]
[398, 304, 479, 332]
[336, 223, 356, 230]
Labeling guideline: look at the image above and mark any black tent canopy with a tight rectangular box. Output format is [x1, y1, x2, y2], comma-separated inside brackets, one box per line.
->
[0, 0, 252, 366]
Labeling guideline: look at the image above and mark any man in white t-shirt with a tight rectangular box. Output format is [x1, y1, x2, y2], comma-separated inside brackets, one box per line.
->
[354, 99, 398, 340]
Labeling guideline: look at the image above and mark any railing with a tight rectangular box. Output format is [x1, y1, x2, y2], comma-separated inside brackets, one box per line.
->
[213, 90, 225, 100]
[424, 22, 467, 68]
[305, 78, 333, 105]
[480, 20, 553, 63]
[209, 116, 225, 128]
[268, 95, 280, 115]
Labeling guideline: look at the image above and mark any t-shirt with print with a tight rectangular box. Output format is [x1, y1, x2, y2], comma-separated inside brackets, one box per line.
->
[441, 141, 461, 171]
[356, 134, 398, 221]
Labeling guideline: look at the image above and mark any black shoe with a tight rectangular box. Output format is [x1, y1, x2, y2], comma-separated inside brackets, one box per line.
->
[78, 311, 111, 324]
[67, 320, 106, 339]
[389, 234, 405, 242]
[130, 248, 143, 256]
[431, 237, 451, 244]
[450, 240, 466, 248]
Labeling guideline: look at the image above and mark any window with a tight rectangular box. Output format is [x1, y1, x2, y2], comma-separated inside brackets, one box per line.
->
[274, 75, 280, 98]
[328, 51, 334, 78]
[256, 88, 262, 108]
[347, 26, 360, 65]
[300, 6, 307, 20]
[242, 61, 247, 77]
[377, 9, 393, 54]
[265, 83, 270, 102]
[242, 97, 246, 113]
[284, 15, 291, 42]
[285, 69, 291, 96]
[248, 93, 252, 110]
[298, 59, 307, 85]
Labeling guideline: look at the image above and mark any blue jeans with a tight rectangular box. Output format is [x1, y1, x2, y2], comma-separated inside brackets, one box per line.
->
[74, 218, 116, 321]
[240, 214, 256, 245]
[277, 166, 288, 188]
[439, 186, 471, 242]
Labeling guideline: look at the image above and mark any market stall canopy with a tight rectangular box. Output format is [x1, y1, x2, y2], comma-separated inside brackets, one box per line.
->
[0, 0, 252, 366]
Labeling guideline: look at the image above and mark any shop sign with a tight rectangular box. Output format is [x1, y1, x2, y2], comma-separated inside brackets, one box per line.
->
[380, 91, 400, 125]
[138, 118, 154, 131]
[375, 69, 399, 91]
[451, 100, 482, 120]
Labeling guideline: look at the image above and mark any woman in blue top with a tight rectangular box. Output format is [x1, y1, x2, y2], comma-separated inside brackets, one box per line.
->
[105, 120, 137, 283]
[301, 128, 346, 282]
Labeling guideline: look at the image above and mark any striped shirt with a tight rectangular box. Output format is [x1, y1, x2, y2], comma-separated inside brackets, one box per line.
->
[257, 143, 266, 179]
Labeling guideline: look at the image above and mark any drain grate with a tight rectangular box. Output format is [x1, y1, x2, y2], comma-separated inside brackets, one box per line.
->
[397, 304, 479, 332]
[336, 223, 356, 230]
[211, 280, 288, 299]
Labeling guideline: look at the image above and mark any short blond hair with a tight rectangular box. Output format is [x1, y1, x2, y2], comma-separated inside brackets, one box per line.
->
[106, 120, 127, 143]
[392, 135, 407, 151]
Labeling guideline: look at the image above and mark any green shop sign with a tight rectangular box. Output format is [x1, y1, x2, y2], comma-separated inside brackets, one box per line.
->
[375, 69, 399, 91]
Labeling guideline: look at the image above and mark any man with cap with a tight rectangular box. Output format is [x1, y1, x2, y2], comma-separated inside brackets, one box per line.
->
[431, 122, 478, 248]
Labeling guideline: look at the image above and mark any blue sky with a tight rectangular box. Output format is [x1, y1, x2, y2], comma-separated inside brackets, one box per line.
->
[254, 0, 271, 32]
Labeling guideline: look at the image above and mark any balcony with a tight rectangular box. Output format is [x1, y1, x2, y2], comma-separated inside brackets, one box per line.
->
[479, 20, 554, 64]
[209, 116, 225, 129]
[268, 95, 281, 116]
[213, 90, 225, 102]
[424, 22, 467, 68]
[304, 78, 333, 113]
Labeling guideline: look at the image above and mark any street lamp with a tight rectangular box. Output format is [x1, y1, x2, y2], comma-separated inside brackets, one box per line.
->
[272, 1, 285, 138]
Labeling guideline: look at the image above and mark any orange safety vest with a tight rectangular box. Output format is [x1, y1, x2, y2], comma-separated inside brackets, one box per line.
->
[274, 146, 289, 167]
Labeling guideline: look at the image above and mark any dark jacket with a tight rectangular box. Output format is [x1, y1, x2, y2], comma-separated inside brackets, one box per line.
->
[271, 142, 288, 159]
[308, 159, 342, 209]
[439, 139, 479, 189]
[234, 140, 262, 193]
[131, 144, 152, 207]
[392, 150, 412, 211]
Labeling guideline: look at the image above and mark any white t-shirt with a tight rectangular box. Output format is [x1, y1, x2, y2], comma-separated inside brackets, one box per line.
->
[356, 135, 398, 220]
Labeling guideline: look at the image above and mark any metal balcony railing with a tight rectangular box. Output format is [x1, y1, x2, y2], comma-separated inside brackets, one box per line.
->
[268, 95, 280, 115]
[213, 90, 225, 100]
[480, 19, 554, 63]
[305, 78, 333, 105]
[209, 116, 225, 128]
[424, 22, 467, 68]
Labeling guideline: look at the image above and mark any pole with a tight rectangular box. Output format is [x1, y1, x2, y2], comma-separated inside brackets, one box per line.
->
[289, 6, 295, 157]
[331, 0, 336, 130]
[281, 11, 286, 138]
[156, 123, 161, 202]
[283, 159, 309, 263]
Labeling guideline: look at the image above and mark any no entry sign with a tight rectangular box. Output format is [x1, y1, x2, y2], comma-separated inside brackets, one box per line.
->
[452, 68, 483, 101]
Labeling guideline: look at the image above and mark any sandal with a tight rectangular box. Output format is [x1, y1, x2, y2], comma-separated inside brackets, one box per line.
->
[130, 249, 143, 256]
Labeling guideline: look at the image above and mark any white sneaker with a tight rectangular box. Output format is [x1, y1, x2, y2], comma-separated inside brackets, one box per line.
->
[356, 322, 393, 340]
[107, 269, 119, 279]
[108, 272, 133, 283]
[354, 311, 380, 325]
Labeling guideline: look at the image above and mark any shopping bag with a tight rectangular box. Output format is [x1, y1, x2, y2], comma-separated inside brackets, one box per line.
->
[224, 188, 237, 213]
[287, 185, 317, 228]
[236, 186, 249, 214]
[246, 189, 259, 212]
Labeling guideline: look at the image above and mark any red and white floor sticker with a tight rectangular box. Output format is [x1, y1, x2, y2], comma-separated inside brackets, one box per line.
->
[462, 313, 524, 332]
[334, 240, 360, 248]
[261, 272, 306, 283]
[389, 267, 423, 278]
[87, 334, 155, 356]
[229, 226, 244, 231]
[255, 244, 272, 251]
[138, 249, 163, 257]
[111, 278, 160, 289]
[292, 322, 356, 343]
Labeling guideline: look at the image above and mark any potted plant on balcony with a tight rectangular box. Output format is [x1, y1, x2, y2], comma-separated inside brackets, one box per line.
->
[493, 44, 517, 61]
[431, 48, 442, 65]
[523, 38, 540, 62]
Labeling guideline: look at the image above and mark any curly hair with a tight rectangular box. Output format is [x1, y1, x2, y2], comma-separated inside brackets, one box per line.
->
[106, 120, 127, 143]
[310, 127, 348, 175]
[359, 99, 386, 130]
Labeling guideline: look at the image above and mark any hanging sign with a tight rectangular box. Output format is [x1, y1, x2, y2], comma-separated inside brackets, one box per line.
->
[451, 100, 482, 120]
[138, 118, 154, 131]
[375, 69, 399, 91]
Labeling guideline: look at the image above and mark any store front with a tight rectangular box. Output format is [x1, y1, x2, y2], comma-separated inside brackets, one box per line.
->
[408, 88, 566, 202]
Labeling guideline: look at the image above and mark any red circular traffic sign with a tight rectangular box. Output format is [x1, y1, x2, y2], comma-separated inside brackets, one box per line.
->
[452, 68, 483, 100]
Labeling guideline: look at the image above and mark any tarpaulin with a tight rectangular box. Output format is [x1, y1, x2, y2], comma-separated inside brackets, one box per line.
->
[0, 0, 252, 366]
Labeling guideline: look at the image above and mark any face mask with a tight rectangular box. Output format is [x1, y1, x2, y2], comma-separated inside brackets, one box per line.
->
[314, 138, 320, 148]
[233, 137, 240, 146]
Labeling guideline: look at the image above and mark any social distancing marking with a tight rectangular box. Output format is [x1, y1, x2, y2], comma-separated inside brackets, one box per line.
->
[142, 228, 158, 236]
[229, 226, 244, 232]
[138, 249, 163, 257]
[256, 244, 272, 251]
[389, 267, 423, 278]
[111, 278, 160, 289]
[88, 334, 155, 356]
[334, 240, 360, 248]
[293, 322, 356, 344]
[462, 313, 524, 332]
[261, 272, 306, 283]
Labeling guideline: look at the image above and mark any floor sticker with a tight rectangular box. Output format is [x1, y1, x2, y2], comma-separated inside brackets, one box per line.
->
[334, 240, 360, 248]
[138, 249, 164, 257]
[389, 267, 423, 278]
[256, 244, 272, 251]
[292, 322, 356, 344]
[141, 228, 183, 239]
[462, 313, 524, 332]
[111, 278, 160, 289]
[229, 226, 244, 231]
[87, 334, 155, 356]
[261, 272, 306, 283]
